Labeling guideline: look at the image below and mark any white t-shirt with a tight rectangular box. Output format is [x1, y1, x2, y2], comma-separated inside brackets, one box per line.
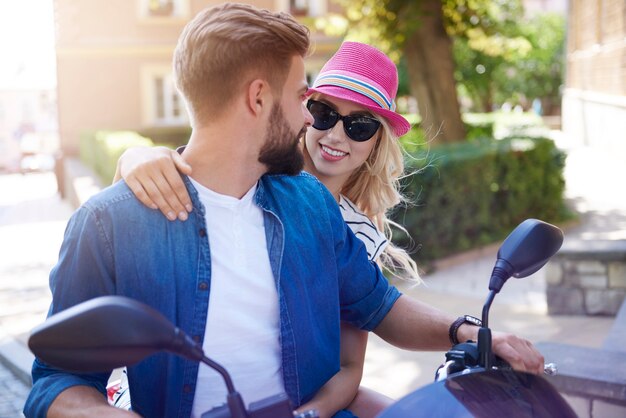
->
[189, 178, 284, 417]
[339, 195, 388, 261]
[109, 190, 388, 412]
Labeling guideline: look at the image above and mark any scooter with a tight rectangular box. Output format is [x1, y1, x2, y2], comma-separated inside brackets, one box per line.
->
[28, 218, 576, 417]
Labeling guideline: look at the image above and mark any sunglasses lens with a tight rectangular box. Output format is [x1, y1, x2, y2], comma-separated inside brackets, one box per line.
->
[307, 99, 380, 142]
[308, 100, 337, 130]
[345, 117, 380, 142]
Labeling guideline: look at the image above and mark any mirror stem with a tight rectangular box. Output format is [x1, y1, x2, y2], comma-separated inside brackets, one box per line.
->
[478, 327, 492, 369]
[481, 290, 496, 328]
[202, 355, 249, 418]
[478, 290, 496, 369]
[227, 392, 249, 418]
[202, 355, 236, 394]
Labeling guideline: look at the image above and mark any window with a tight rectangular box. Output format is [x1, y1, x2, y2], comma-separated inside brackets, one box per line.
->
[142, 66, 188, 126]
[138, 0, 189, 19]
[288, 0, 326, 17]
[290, 0, 309, 16]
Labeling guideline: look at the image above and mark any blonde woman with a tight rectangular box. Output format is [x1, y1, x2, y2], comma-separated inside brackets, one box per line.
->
[114, 42, 419, 417]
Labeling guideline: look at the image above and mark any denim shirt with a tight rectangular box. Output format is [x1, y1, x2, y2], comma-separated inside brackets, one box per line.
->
[24, 172, 401, 418]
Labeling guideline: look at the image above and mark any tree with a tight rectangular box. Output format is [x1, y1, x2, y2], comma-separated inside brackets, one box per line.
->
[405, 1, 467, 142]
[450, 7, 564, 114]
[319, 0, 535, 142]
[503, 13, 565, 115]
[330, 0, 466, 143]
[447, 0, 530, 112]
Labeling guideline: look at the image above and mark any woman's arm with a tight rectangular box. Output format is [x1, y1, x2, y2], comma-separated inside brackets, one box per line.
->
[295, 323, 367, 418]
[114, 146, 193, 221]
[47, 386, 139, 418]
[346, 387, 394, 418]
[374, 295, 545, 374]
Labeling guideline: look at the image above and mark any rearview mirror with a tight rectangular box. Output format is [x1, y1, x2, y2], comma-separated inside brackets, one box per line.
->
[489, 219, 563, 292]
[28, 296, 202, 372]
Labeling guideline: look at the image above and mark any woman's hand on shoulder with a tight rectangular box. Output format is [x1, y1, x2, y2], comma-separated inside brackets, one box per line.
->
[115, 146, 193, 221]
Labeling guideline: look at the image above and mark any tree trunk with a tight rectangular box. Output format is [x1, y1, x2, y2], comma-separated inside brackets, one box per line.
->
[404, 0, 466, 143]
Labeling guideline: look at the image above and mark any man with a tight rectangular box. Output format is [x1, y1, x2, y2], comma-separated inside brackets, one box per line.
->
[25, 3, 543, 418]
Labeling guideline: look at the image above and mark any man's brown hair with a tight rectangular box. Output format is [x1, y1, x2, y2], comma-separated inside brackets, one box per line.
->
[173, 2, 310, 125]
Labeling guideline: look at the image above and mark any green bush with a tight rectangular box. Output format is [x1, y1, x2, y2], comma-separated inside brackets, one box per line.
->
[401, 113, 496, 141]
[138, 126, 190, 149]
[393, 136, 568, 266]
[80, 131, 154, 184]
[464, 121, 494, 140]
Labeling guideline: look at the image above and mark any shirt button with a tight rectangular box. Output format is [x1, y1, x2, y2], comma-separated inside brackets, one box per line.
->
[198, 282, 208, 290]
[183, 384, 192, 393]
[199, 228, 207, 237]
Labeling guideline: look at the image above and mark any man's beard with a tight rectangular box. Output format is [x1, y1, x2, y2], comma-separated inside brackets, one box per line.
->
[258, 103, 307, 175]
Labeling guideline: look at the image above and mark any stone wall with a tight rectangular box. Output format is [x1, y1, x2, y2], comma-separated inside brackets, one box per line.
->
[537, 342, 626, 418]
[545, 240, 626, 315]
[536, 300, 626, 417]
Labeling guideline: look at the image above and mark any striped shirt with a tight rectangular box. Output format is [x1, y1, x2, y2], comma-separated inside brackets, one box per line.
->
[339, 195, 388, 261]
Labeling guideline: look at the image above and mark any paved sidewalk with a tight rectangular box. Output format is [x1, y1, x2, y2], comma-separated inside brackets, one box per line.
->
[0, 365, 29, 418]
[0, 172, 74, 417]
[0, 138, 624, 410]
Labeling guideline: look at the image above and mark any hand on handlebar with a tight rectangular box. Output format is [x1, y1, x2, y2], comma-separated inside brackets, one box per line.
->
[491, 331, 545, 375]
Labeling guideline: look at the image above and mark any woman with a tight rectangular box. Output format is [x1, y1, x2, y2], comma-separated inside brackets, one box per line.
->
[112, 42, 420, 418]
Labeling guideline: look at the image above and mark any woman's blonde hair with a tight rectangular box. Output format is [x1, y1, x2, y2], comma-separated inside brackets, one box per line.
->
[340, 117, 421, 283]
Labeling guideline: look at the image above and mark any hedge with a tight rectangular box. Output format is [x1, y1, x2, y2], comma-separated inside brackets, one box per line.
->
[392, 136, 569, 266]
[80, 131, 154, 184]
[79, 128, 568, 268]
[138, 126, 191, 150]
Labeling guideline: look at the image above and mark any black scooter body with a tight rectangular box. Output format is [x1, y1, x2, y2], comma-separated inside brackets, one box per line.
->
[377, 368, 576, 417]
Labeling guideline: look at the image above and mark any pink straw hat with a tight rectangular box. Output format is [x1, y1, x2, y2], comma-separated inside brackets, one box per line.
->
[307, 41, 411, 137]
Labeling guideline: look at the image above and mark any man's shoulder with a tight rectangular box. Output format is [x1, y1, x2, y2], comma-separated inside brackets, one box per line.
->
[72, 180, 191, 237]
[263, 171, 320, 185]
[81, 181, 141, 213]
[258, 172, 344, 225]
[259, 172, 338, 208]
[77, 181, 171, 227]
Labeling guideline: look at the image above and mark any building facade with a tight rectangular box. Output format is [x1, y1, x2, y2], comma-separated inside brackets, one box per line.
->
[0, 89, 58, 172]
[562, 0, 626, 149]
[53, 0, 342, 155]
[523, 0, 567, 16]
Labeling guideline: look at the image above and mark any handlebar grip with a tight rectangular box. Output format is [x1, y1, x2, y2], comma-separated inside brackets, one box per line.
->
[493, 355, 511, 370]
[544, 363, 558, 376]
[494, 357, 558, 376]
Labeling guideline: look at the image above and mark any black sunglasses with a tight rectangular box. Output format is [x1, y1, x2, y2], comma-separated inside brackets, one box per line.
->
[306, 99, 381, 142]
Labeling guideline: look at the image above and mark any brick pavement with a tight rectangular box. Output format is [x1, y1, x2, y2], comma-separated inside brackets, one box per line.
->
[0, 364, 28, 418]
[0, 172, 72, 340]
[0, 172, 74, 417]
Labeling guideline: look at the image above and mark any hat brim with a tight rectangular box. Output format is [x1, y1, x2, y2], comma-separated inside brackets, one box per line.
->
[307, 86, 411, 137]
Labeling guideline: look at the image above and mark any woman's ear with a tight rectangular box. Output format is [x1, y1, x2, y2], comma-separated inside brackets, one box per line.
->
[246, 79, 271, 117]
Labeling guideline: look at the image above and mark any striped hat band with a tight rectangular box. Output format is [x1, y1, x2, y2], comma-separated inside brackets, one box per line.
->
[313, 72, 396, 112]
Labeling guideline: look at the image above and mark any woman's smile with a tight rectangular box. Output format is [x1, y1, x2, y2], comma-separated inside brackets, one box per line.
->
[320, 144, 348, 161]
